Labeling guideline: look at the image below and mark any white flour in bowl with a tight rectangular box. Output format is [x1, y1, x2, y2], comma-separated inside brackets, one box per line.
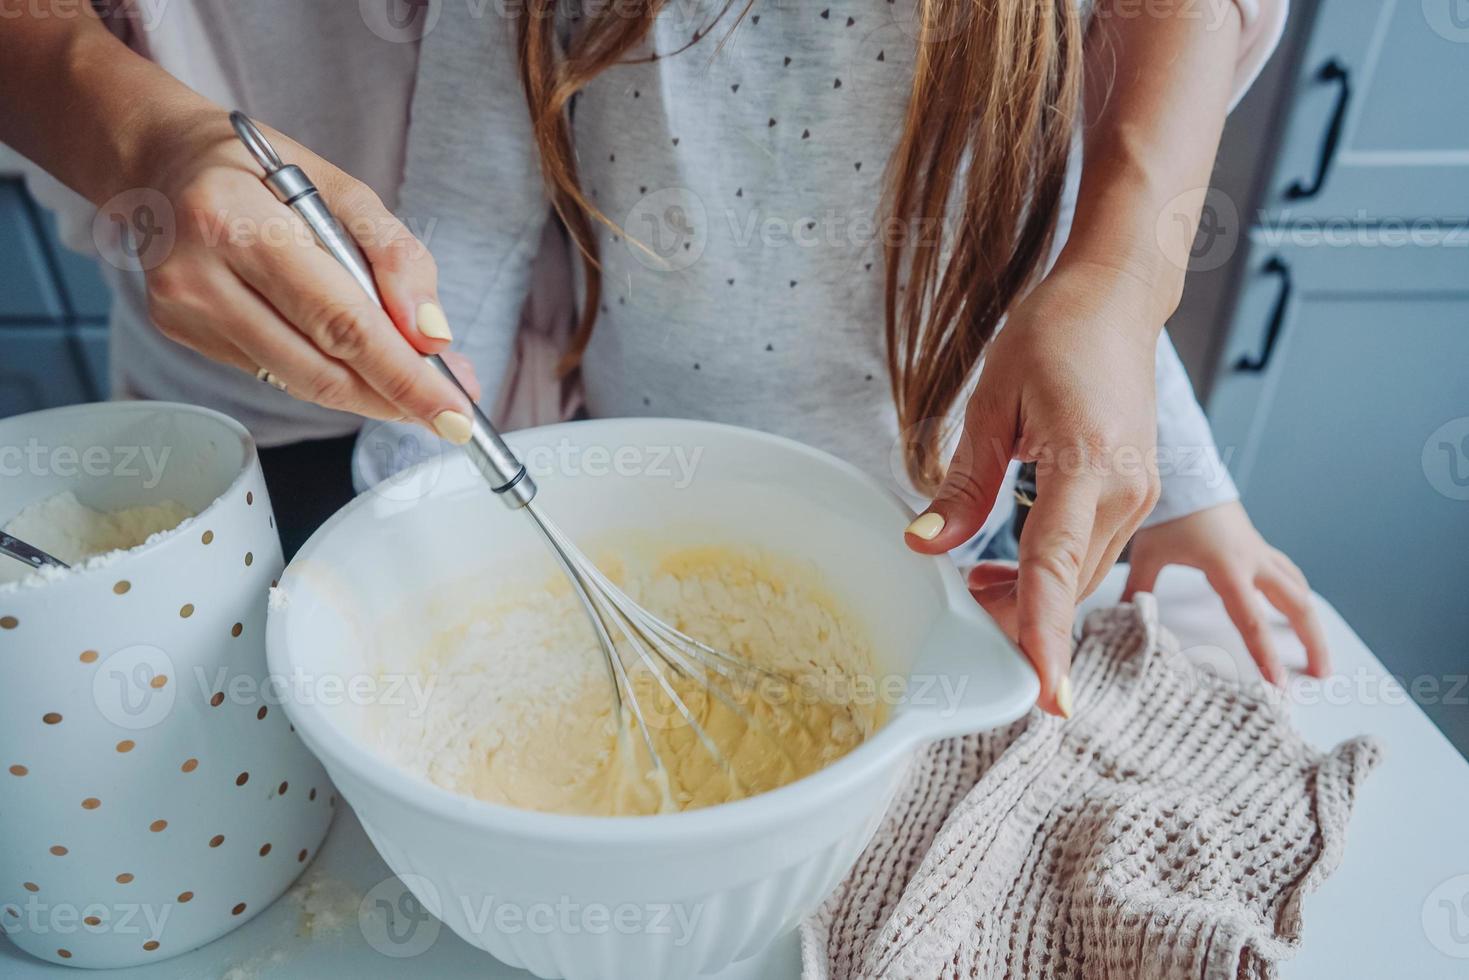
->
[0, 491, 194, 587]
[366, 542, 884, 816]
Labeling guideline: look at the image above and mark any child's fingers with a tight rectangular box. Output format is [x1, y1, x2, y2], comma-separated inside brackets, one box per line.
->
[1257, 566, 1331, 679]
[1206, 566, 1284, 687]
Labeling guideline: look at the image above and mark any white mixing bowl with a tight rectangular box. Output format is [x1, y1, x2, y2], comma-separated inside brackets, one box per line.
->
[267, 418, 1036, 980]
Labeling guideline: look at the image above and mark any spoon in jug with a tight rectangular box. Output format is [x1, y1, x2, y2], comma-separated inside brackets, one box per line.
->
[0, 532, 69, 571]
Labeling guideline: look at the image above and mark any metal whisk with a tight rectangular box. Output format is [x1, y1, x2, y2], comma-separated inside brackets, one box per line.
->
[232, 113, 776, 793]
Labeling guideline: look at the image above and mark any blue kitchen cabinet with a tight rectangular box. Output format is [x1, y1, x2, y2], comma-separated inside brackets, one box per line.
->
[78, 323, 109, 391]
[37, 209, 113, 319]
[1209, 236, 1469, 752]
[1201, 0, 1469, 758]
[0, 324, 98, 416]
[0, 177, 111, 416]
[0, 180, 67, 319]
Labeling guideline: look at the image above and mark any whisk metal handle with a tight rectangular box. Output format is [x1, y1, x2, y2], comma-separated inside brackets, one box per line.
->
[228, 111, 536, 507]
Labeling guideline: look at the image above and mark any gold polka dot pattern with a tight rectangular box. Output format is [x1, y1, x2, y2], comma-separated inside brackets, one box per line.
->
[1, 462, 332, 968]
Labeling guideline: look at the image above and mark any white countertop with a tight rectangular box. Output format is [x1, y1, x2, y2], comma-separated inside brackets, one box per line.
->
[5, 565, 1467, 978]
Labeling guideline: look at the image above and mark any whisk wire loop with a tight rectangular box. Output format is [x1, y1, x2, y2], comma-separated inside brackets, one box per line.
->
[525, 503, 755, 798]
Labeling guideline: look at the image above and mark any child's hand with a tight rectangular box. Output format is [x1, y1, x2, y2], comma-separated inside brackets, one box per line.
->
[1123, 500, 1331, 684]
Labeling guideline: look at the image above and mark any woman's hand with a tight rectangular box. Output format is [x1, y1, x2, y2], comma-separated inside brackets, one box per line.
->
[904, 261, 1163, 717]
[115, 106, 480, 438]
[0, 14, 476, 433]
[1123, 501, 1331, 684]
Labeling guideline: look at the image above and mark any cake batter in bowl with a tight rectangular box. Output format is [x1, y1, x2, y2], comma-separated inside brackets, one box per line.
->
[267, 418, 1037, 980]
[369, 541, 886, 817]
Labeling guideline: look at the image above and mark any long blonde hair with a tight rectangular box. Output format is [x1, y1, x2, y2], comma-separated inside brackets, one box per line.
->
[515, 1, 1083, 493]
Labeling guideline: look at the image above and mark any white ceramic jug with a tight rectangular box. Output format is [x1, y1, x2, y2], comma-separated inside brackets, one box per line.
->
[0, 402, 334, 968]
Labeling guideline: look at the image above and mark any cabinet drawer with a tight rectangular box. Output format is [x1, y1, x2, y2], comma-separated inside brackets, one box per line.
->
[37, 209, 113, 319]
[1206, 234, 1469, 749]
[0, 324, 95, 419]
[1211, 231, 1469, 453]
[77, 322, 109, 396]
[0, 180, 66, 319]
[1260, 0, 1469, 223]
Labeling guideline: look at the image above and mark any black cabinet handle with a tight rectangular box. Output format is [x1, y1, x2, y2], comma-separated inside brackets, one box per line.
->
[1284, 59, 1351, 200]
[1234, 257, 1291, 374]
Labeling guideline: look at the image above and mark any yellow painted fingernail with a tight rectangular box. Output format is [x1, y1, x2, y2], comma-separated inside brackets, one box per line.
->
[905, 512, 945, 540]
[1056, 675, 1074, 719]
[417, 302, 452, 341]
[432, 410, 472, 445]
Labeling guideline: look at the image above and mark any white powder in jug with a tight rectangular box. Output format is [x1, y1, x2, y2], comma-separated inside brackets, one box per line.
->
[0, 491, 194, 586]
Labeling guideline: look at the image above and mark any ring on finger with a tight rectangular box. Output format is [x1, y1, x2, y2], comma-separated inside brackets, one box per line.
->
[254, 366, 288, 391]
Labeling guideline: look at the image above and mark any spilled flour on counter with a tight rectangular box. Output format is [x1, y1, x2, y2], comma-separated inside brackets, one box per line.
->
[0, 491, 194, 587]
[367, 543, 882, 816]
[287, 871, 361, 939]
[219, 948, 288, 980]
[216, 872, 360, 980]
[215, 871, 359, 980]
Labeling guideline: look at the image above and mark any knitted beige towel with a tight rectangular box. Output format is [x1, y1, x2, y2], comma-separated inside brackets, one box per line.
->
[801, 594, 1380, 980]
